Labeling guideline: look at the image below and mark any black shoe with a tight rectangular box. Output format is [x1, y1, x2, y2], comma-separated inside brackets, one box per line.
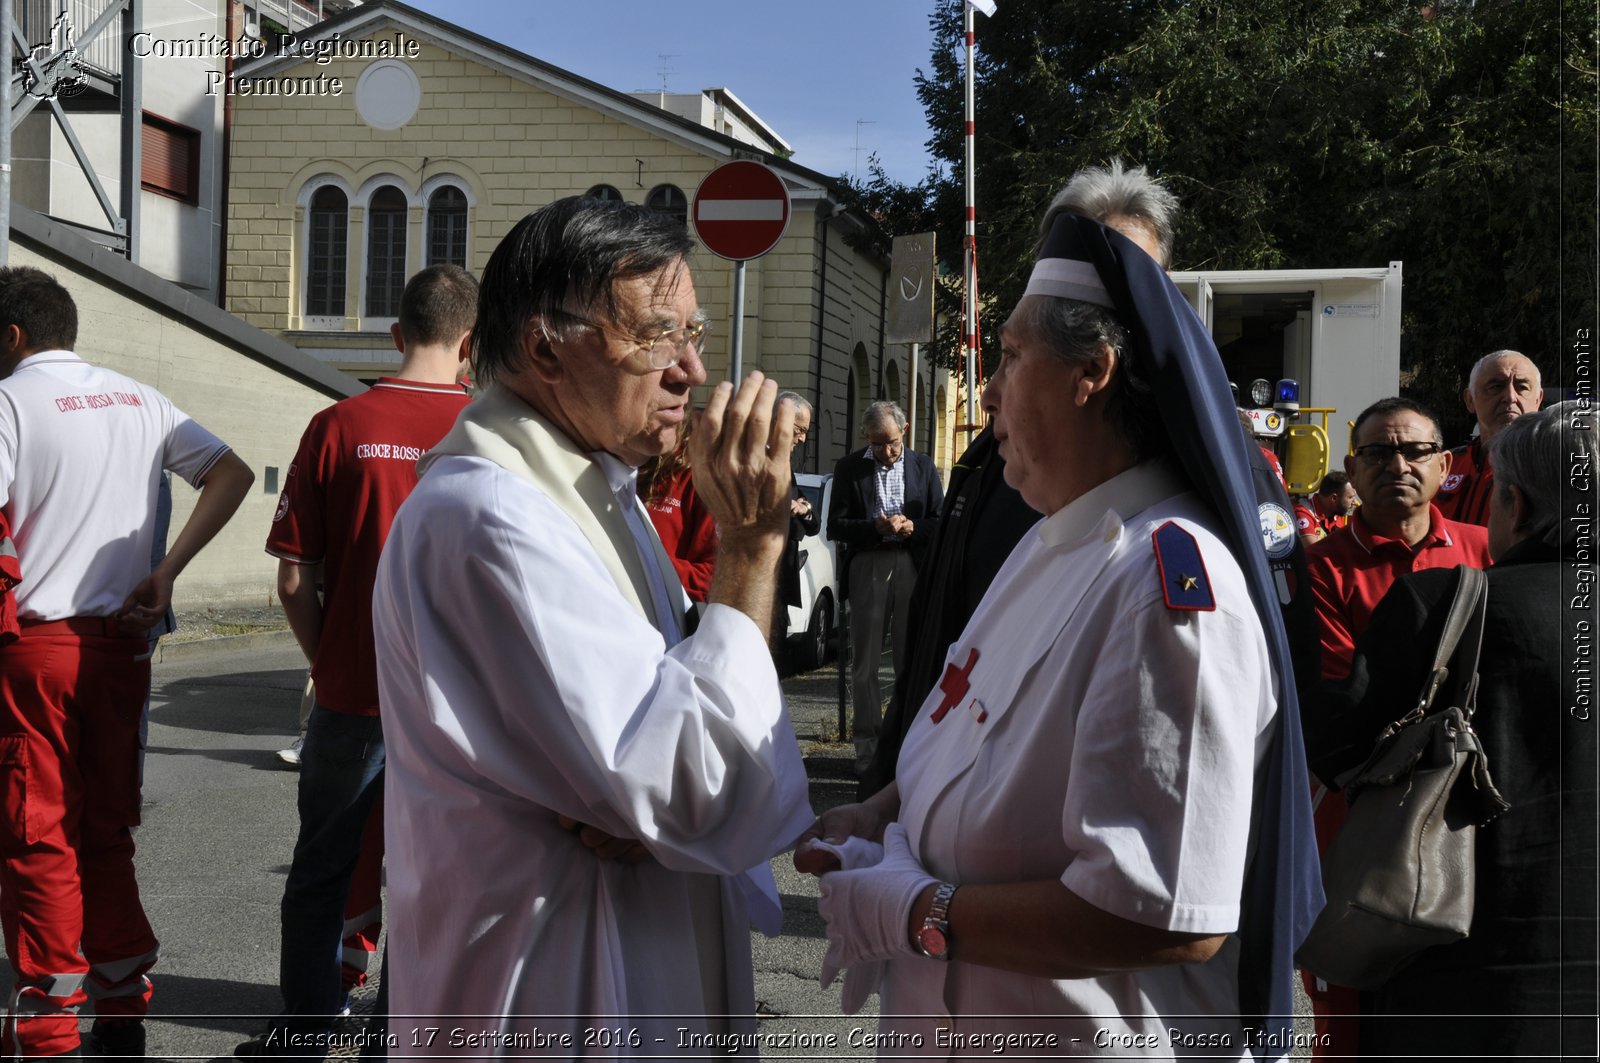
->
[86, 1018, 144, 1058]
[234, 1031, 315, 1059]
[233, 1035, 276, 1059]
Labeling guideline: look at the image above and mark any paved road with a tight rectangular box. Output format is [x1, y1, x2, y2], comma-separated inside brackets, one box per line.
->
[0, 638, 878, 1060]
[1, 635, 1309, 1059]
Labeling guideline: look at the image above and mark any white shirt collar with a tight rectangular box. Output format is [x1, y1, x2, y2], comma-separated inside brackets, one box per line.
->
[1036, 458, 1189, 549]
[14, 349, 82, 372]
[595, 451, 640, 500]
[863, 446, 902, 469]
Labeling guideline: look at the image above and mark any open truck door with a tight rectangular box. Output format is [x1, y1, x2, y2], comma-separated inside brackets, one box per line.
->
[1170, 262, 1403, 483]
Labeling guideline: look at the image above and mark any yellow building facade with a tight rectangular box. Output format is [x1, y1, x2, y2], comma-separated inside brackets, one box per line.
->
[223, 1, 954, 472]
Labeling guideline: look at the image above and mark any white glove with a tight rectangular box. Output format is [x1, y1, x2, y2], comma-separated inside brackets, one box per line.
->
[817, 823, 938, 1007]
[795, 834, 884, 873]
[804, 836, 887, 1012]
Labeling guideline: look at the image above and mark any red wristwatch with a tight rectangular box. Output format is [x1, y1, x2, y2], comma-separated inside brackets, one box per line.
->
[916, 882, 957, 960]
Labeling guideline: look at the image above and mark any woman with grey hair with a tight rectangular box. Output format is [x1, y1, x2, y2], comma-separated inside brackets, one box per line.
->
[796, 207, 1317, 1051]
[1306, 400, 1598, 1058]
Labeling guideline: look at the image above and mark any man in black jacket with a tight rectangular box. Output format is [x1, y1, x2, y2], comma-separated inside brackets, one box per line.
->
[828, 400, 943, 773]
[778, 392, 819, 655]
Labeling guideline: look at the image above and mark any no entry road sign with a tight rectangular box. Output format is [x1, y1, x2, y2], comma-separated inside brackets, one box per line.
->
[692, 161, 791, 261]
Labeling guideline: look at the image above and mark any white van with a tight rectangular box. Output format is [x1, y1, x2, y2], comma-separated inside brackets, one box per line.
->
[784, 472, 840, 673]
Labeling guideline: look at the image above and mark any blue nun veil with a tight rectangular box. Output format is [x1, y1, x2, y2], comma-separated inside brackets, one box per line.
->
[1031, 212, 1325, 1048]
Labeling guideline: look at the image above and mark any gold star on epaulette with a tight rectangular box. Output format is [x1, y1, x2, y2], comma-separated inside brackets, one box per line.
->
[1179, 574, 1199, 591]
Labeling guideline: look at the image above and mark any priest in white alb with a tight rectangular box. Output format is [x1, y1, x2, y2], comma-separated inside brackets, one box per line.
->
[372, 197, 814, 1053]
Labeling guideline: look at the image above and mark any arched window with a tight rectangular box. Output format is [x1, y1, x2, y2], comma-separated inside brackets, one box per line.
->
[645, 183, 687, 226]
[584, 184, 623, 203]
[306, 185, 348, 319]
[365, 185, 408, 318]
[426, 185, 468, 268]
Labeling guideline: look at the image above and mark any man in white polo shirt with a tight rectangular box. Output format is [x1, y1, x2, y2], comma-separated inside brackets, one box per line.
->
[0, 266, 254, 1060]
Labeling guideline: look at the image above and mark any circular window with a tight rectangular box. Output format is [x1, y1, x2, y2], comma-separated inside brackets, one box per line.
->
[355, 60, 422, 130]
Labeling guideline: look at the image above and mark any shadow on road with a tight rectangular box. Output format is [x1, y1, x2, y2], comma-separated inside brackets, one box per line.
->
[152, 670, 303, 737]
[146, 972, 283, 1034]
[146, 744, 303, 771]
[779, 894, 826, 939]
[0, 970, 276, 1037]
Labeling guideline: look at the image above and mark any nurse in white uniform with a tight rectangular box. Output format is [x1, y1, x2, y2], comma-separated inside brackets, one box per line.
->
[796, 209, 1303, 1059]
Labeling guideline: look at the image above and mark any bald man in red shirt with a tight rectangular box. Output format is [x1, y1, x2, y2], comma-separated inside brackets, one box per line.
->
[1436, 349, 1545, 525]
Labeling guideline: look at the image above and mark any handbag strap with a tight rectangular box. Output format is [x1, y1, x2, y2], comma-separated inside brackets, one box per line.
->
[1381, 565, 1489, 737]
[1441, 565, 1489, 716]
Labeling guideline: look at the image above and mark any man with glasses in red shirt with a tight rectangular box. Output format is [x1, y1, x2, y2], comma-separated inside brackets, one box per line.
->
[1306, 397, 1491, 681]
[1300, 395, 1491, 1054]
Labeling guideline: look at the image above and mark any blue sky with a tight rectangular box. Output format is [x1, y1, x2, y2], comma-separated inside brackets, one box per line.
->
[402, 0, 945, 185]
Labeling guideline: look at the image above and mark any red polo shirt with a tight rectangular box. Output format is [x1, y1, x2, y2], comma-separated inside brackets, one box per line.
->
[1294, 503, 1349, 542]
[265, 378, 470, 714]
[1435, 437, 1494, 526]
[1305, 503, 1491, 679]
[1294, 503, 1324, 541]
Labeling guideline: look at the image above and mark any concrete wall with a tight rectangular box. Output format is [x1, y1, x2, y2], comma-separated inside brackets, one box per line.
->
[627, 90, 786, 155]
[135, 0, 228, 295]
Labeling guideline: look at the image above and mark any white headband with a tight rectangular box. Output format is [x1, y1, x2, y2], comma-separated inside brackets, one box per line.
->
[1022, 257, 1113, 308]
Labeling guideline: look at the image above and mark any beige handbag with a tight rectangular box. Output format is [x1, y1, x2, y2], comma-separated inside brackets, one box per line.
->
[1296, 566, 1510, 990]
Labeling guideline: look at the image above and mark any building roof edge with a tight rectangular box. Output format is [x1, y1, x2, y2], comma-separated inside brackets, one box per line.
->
[10, 208, 363, 401]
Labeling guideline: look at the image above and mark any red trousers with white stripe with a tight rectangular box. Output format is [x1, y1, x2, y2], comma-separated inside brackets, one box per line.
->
[1304, 786, 1359, 1058]
[0, 630, 158, 1057]
[341, 793, 384, 994]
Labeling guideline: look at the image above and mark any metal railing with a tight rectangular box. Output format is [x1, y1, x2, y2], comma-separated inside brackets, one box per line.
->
[17, 0, 119, 80]
[253, 0, 337, 35]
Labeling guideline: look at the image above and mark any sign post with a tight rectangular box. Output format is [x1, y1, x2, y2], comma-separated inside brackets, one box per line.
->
[692, 161, 791, 379]
[887, 232, 937, 446]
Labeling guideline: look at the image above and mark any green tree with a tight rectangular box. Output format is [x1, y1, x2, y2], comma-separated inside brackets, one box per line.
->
[836, 155, 974, 374]
[895, 0, 1594, 438]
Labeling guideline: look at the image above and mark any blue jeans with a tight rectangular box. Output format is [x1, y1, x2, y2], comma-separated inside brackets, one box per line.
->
[274, 705, 385, 1054]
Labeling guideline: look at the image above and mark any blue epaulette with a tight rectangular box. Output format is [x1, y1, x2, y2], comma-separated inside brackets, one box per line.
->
[1152, 520, 1216, 611]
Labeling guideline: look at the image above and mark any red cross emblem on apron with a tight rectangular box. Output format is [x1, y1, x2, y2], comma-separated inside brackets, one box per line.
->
[930, 648, 981, 724]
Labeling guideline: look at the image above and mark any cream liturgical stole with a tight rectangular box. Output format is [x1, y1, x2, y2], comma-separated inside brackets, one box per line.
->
[421, 383, 688, 639]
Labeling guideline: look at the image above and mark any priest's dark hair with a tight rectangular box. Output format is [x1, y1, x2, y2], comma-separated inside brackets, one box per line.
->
[472, 197, 695, 386]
